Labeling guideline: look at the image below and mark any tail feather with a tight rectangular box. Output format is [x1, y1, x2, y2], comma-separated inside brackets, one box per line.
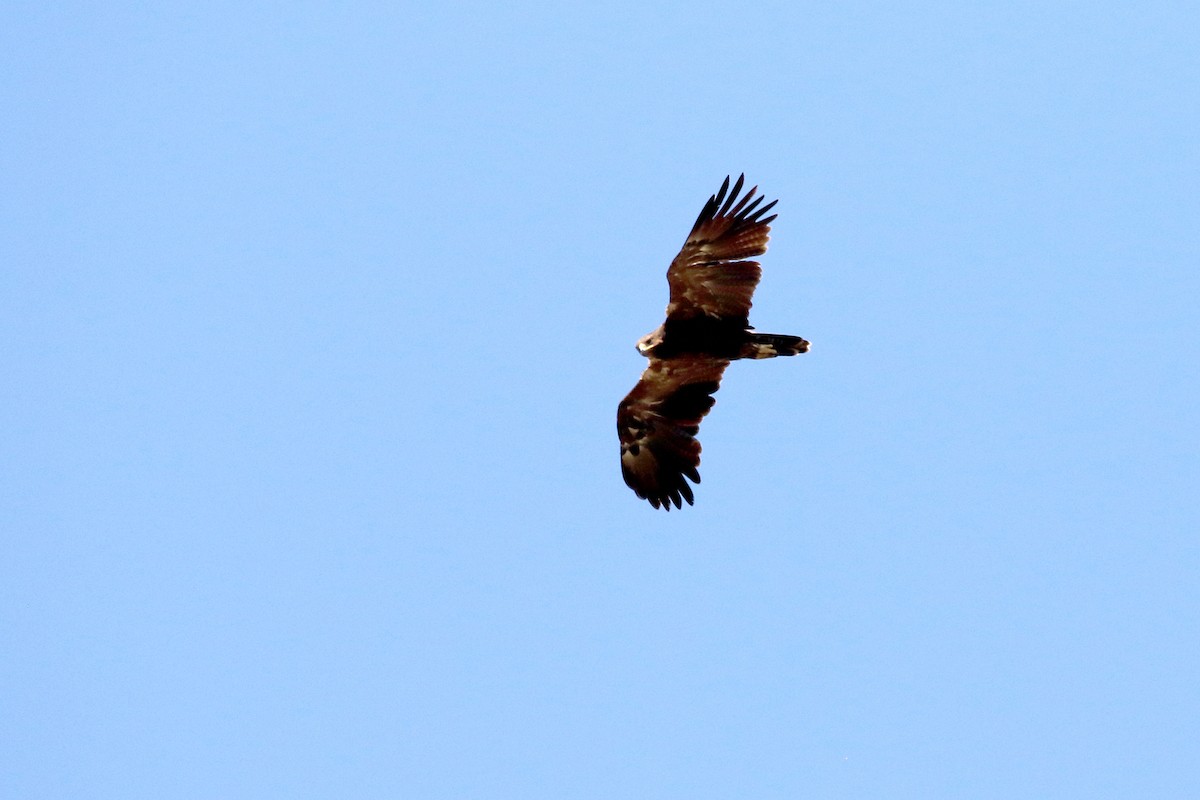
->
[740, 333, 810, 359]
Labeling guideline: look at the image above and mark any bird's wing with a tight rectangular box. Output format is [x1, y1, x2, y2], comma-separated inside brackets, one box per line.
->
[617, 355, 730, 510]
[665, 174, 777, 324]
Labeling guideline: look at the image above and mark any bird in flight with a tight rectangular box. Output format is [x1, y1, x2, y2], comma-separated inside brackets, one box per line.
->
[617, 175, 809, 510]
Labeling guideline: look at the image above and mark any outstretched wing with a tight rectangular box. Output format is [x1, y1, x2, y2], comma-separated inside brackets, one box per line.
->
[665, 174, 778, 324]
[617, 356, 730, 510]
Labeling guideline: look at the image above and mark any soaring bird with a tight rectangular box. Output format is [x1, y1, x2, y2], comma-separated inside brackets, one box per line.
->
[617, 175, 809, 510]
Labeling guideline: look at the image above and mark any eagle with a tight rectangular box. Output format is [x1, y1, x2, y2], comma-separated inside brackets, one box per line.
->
[618, 175, 809, 510]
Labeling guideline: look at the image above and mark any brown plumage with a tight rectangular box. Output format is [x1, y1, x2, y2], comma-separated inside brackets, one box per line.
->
[618, 175, 809, 510]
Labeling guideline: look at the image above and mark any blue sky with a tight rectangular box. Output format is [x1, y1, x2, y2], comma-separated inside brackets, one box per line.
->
[3, 1, 1198, 797]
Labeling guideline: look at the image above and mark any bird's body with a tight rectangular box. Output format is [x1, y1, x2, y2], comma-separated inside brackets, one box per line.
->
[636, 317, 809, 362]
[617, 175, 808, 510]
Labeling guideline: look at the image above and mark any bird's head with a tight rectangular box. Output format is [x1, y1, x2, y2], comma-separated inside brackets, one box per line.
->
[636, 326, 665, 357]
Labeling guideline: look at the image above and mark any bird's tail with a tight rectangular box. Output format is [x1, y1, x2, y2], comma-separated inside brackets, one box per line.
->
[740, 333, 810, 359]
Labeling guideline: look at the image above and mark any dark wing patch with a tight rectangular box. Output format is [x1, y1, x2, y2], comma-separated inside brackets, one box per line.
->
[617, 356, 730, 510]
[665, 174, 778, 323]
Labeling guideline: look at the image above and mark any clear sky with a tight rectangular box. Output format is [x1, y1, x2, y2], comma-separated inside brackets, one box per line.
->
[3, 2, 1198, 797]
